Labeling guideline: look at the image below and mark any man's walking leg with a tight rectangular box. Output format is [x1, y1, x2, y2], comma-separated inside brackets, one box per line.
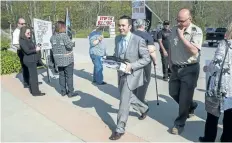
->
[160, 51, 168, 80]
[116, 79, 132, 134]
[172, 66, 199, 135]
[131, 91, 149, 120]
[169, 68, 180, 104]
[110, 77, 131, 140]
[164, 55, 169, 78]
[136, 82, 149, 103]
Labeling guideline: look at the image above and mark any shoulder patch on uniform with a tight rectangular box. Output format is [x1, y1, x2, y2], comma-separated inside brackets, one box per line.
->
[191, 27, 197, 32]
[192, 26, 202, 35]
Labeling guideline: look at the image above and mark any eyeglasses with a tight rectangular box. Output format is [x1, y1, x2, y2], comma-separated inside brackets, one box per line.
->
[19, 23, 26, 25]
[176, 17, 190, 23]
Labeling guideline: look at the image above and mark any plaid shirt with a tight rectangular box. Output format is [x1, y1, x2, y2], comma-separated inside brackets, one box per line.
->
[50, 33, 75, 67]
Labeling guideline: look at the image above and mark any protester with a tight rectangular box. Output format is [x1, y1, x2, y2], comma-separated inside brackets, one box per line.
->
[50, 21, 78, 97]
[88, 26, 107, 85]
[19, 26, 45, 96]
[199, 22, 232, 142]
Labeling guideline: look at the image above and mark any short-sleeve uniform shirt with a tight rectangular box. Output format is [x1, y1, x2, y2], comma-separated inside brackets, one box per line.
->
[157, 28, 172, 50]
[169, 23, 203, 65]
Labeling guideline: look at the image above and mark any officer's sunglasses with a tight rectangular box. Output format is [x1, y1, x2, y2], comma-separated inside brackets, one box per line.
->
[176, 17, 190, 23]
[19, 23, 26, 25]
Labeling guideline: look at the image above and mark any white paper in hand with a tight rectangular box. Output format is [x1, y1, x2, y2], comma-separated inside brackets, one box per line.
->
[119, 63, 131, 74]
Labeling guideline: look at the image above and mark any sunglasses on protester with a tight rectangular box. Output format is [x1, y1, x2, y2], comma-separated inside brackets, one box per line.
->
[19, 23, 26, 25]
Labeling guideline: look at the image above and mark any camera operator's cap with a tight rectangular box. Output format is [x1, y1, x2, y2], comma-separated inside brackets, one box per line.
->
[163, 20, 170, 25]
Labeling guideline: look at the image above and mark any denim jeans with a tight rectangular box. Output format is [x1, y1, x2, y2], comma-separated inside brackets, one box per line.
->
[90, 54, 103, 84]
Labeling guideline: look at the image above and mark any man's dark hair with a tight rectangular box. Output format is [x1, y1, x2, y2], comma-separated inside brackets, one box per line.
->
[119, 15, 132, 26]
[163, 20, 170, 25]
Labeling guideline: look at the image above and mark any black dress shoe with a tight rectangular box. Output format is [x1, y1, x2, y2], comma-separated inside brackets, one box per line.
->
[61, 92, 67, 96]
[96, 81, 107, 85]
[199, 137, 208, 142]
[24, 84, 29, 88]
[33, 93, 46, 96]
[38, 82, 42, 85]
[67, 91, 79, 98]
[138, 108, 149, 120]
[163, 77, 169, 81]
[109, 132, 124, 140]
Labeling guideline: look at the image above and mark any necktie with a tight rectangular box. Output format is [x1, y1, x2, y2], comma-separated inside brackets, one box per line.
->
[120, 38, 126, 55]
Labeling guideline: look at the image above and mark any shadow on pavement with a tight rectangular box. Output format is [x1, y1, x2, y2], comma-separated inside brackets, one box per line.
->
[72, 90, 138, 131]
[73, 68, 120, 100]
[146, 94, 222, 142]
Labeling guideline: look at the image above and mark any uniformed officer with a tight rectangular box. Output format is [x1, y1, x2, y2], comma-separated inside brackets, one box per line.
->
[169, 8, 203, 135]
[158, 20, 172, 81]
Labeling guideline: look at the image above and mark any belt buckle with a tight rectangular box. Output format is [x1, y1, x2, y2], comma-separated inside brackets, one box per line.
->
[180, 65, 185, 68]
[178, 64, 186, 68]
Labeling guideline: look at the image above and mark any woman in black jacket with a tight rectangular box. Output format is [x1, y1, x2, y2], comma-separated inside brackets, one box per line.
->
[19, 26, 45, 96]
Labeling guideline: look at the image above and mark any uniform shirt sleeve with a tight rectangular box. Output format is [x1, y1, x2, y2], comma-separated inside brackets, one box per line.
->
[146, 34, 154, 45]
[157, 30, 162, 40]
[191, 28, 203, 50]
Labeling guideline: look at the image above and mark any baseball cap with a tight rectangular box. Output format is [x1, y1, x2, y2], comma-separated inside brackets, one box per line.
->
[163, 20, 170, 25]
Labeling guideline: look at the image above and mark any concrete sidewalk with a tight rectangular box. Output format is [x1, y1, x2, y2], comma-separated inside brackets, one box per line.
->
[1, 86, 83, 142]
[1, 39, 223, 142]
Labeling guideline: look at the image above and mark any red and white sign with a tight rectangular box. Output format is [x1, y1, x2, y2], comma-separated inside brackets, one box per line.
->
[96, 16, 114, 26]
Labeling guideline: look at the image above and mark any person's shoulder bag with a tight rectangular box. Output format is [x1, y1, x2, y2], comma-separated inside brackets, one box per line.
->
[205, 39, 230, 117]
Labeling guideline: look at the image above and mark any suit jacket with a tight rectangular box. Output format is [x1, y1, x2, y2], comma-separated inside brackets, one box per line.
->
[19, 38, 39, 63]
[114, 33, 151, 91]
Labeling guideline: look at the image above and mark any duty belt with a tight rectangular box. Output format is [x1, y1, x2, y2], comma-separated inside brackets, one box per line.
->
[173, 63, 198, 68]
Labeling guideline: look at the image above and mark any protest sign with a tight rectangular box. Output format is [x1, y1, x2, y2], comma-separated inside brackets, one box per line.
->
[96, 16, 114, 27]
[96, 16, 116, 38]
[33, 18, 52, 50]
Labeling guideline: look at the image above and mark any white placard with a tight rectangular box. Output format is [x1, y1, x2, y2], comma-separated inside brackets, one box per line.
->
[132, 0, 146, 19]
[33, 18, 52, 50]
[109, 22, 115, 28]
[96, 16, 114, 27]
